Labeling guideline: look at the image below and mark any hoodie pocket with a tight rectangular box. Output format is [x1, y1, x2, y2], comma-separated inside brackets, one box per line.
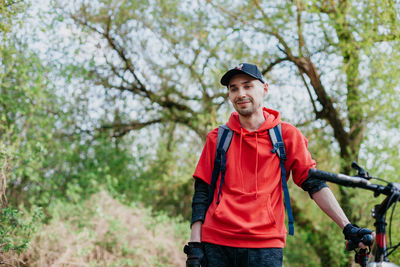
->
[213, 193, 276, 234]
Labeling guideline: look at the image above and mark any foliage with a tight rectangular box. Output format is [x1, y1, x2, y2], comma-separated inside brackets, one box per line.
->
[0, 0, 52, 259]
[0, 206, 43, 254]
[15, 192, 188, 266]
[127, 126, 198, 219]
[46, 0, 400, 265]
[0, 37, 61, 207]
[0, 0, 396, 265]
[51, 0, 232, 139]
[0, 0, 25, 36]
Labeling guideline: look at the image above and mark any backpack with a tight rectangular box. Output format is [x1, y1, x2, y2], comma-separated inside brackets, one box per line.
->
[207, 123, 294, 236]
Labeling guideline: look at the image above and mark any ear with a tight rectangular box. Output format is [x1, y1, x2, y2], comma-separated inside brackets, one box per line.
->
[263, 82, 269, 96]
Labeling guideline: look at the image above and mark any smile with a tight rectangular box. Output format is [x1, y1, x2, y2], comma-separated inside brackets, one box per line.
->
[237, 101, 251, 105]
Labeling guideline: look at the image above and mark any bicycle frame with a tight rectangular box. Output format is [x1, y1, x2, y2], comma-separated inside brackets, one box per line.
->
[307, 168, 400, 266]
[368, 184, 400, 265]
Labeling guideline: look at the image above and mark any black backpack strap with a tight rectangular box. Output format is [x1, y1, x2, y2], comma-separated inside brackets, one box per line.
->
[269, 123, 294, 236]
[208, 124, 233, 207]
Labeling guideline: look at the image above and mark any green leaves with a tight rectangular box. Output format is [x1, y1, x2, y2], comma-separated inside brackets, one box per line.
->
[0, 206, 43, 254]
[0, 0, 25, 37]
[0, 0, 398, 264]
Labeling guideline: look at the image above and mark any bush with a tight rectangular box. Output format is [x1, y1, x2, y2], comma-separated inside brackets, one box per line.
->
[0, 206, 43, 265]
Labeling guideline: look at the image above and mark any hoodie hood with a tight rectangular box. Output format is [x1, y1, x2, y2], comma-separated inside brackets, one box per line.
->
[222, 107, 282, 200]
[226, 107, 281, 134]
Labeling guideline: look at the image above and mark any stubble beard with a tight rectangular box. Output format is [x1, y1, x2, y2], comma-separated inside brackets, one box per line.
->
[237, 107, 256, 117]
[235, 99, 261, 117]
[235, 100, 261, 117]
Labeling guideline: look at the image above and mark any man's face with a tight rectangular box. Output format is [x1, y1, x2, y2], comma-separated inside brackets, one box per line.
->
[227, 74, 268, 117]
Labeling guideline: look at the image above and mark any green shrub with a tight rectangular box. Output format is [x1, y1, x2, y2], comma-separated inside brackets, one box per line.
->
[0, 206, 43, 254]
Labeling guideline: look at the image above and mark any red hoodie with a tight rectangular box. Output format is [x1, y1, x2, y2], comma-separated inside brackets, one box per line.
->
[193, 108, 316, 248]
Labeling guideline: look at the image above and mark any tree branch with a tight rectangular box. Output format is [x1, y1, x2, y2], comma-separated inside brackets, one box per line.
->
[99, 119, 162, 137]
[89, 69, 146, 97]
[291, 56, 351, 157]
[261, 57, 289, 75]
[299, 72, 319, 118]
[295, 0, 307, 57]
[102, 23, 148, 96]
[309, 0, 336, 14]
[370, 33, 400, 43]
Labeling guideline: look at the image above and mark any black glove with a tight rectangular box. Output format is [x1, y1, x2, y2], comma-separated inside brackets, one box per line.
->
[183, 242, 206, 267]
[343, 223, 374, 250]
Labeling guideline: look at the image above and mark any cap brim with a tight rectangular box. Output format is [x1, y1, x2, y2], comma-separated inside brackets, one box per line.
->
[220, 69, 248, 86]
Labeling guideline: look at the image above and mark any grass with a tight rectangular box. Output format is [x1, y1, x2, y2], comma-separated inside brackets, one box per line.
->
[5, 191, 189, 266]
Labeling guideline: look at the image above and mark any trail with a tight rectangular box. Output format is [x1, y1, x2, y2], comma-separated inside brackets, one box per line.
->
[5, 191, 187, 267]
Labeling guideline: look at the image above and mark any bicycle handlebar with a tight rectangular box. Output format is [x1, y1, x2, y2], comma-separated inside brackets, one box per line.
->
[309, 168, 400, 266]
[308, 168, 370, 186]
[308, 169, 400, 197]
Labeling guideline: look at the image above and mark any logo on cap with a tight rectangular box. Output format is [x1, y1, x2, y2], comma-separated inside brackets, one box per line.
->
[236, 63, 243, 70]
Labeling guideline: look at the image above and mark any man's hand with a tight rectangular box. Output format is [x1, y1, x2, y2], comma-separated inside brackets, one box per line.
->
[343, 223, 374, 250]
[183, 242, 206, 267]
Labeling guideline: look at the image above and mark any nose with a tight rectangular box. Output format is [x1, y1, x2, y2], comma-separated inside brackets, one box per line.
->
[237, 87, 246, 98]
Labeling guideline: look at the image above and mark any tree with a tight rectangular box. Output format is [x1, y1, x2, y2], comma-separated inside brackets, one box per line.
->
[206, 1, 400, 265]
[52, 0, 400, 265]
[52, 0, 241, 140]
[0, 0, 26, 205]
[0, 0, 25, 35]
[0, 1, 49, 260]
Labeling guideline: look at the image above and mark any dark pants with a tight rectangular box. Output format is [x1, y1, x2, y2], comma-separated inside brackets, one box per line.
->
[204, 242, 283, 267]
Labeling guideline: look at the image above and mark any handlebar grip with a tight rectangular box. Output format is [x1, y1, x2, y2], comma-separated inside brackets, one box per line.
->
[308, 169, 340, 182]
[308, 168, 371, 187]
[361, 234, 374, 246]
[345, 234, 374, 251]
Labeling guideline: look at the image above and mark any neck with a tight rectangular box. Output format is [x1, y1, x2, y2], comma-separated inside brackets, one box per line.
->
[239, 108, 265, 132]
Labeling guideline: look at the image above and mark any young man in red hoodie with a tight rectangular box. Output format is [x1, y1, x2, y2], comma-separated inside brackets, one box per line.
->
[184, 63, 372, 267]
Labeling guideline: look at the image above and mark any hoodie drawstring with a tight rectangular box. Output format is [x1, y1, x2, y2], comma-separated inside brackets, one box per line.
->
[239, 128, 245, 192]
[255, 132, 259, 199]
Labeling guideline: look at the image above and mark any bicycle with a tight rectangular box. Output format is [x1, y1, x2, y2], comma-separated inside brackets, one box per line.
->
[308, 162, 400, 267]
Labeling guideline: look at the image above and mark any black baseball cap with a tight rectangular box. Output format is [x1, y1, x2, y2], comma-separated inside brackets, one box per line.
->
[220, 63, 265, 86]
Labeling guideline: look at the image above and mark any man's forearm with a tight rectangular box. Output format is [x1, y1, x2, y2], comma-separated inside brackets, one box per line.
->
[190, 221, 202, 242]
[312, 187, 350, 229]
[189, 179, 208, 243]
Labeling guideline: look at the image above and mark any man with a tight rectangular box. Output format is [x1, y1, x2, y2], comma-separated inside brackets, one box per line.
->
[184, 63, 372, 267]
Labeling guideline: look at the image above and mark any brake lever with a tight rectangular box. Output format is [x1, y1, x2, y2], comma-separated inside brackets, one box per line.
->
[351, 161, 370, 180]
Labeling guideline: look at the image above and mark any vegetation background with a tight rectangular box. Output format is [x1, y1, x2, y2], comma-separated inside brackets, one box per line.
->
[0, 0, 399, 266]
